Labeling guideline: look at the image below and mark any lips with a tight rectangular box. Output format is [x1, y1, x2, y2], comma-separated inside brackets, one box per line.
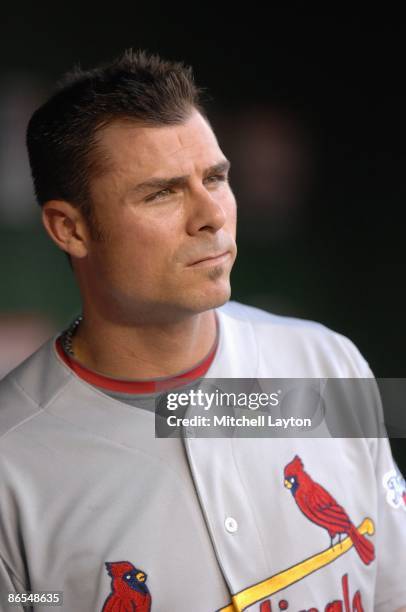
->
[189, 251, 230, 266]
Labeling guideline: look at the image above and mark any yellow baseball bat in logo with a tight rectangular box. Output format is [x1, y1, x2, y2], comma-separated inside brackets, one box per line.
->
[218, 517, 375, 612]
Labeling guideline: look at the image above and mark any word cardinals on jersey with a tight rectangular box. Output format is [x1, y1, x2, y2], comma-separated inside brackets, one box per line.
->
[258, 573, 364, 611]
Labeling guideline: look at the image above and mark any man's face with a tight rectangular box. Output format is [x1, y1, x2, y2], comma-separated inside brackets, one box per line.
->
[81, 110, 237, 323]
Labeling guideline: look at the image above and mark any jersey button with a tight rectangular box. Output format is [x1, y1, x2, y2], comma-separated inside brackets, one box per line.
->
[224, 516, 238, 533]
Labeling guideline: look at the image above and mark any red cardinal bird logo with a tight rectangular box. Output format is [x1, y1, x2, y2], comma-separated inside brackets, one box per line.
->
[284, 455, 375, 565]
[101, 560, 152, 611]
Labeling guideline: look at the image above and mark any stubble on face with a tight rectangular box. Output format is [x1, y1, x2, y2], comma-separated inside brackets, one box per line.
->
[78, 111, 237, 321]
[207, 264, 226, 282]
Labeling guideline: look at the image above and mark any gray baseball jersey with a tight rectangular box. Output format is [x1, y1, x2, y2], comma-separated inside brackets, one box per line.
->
[0, 301, 405, 611]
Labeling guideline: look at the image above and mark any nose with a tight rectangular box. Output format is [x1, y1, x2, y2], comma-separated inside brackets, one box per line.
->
[185, 185, 228, 235]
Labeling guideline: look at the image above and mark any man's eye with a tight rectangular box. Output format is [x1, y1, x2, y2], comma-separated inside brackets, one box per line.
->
[146, 189, 172, 202]
[145, 175, 228, 202]
[205, 174, 228, 185]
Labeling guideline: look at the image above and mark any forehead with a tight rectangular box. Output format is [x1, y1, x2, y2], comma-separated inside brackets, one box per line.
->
[96, 110, 223, 178]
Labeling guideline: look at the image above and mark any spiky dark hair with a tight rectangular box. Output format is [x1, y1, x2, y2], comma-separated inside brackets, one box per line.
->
[26, 49, 208, 222]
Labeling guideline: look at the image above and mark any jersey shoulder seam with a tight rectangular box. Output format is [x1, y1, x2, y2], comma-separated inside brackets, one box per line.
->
[227, 301, 331, 332]
[0, 375, 73, 444]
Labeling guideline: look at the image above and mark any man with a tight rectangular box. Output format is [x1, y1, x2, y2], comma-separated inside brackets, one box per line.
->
[0, 49, 405, 611]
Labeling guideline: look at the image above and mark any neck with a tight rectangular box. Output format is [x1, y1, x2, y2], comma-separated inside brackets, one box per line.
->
[69, 308, 218, 380]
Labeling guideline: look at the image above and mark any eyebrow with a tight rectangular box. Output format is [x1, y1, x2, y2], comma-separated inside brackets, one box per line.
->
[129, 159, 231, 196]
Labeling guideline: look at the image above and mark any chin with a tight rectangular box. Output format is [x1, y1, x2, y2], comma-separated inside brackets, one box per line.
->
[189, 279, 232, 313]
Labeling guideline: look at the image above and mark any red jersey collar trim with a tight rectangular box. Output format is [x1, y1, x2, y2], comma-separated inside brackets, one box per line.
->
[55, 317, 218, 394]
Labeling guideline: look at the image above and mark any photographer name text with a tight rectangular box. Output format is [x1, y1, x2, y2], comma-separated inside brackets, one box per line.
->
[167, 414, 312, 429]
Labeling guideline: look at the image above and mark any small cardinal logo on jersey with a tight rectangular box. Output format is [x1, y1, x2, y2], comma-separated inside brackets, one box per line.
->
[284, 455, 375, 565]
[101, 560, 152, 612]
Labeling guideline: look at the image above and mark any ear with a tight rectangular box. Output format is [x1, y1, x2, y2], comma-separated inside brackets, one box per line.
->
[42, 200, 89, 259]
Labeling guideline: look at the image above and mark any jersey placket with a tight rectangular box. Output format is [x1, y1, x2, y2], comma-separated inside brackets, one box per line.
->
[184, 436, 271, 606]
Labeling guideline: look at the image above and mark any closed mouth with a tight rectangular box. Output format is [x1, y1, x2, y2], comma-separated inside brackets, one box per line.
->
[189, 251, 230, 266]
